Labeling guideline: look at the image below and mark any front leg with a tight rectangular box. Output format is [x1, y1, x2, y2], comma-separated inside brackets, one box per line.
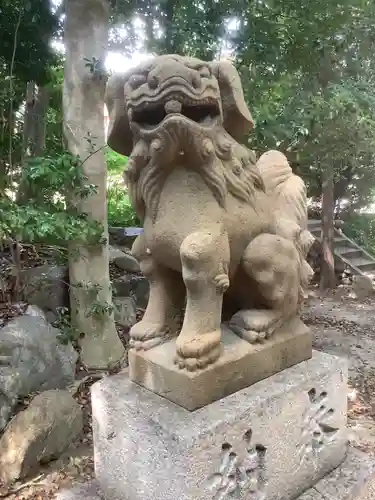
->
[175, 228, 230, 371]
[130, 234, 185, 350]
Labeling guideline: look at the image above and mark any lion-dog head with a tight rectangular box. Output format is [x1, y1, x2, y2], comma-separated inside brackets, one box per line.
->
[105, 55, 263, 220]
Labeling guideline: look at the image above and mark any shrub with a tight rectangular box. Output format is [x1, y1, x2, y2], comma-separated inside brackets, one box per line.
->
[105, 148, 139, 227]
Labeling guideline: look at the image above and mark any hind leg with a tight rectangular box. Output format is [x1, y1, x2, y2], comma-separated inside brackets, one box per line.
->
[229, 233, 300, 343]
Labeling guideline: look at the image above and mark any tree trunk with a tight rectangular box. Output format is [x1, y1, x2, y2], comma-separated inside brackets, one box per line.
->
[31, 86, 49, 157]
[63, 0, 124, 368]
[22, 81, 36, 161]
[318, 52, 336, 291]
[320, 163, 336, 290]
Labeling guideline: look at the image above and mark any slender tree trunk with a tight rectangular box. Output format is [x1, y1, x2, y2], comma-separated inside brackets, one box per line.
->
[318, 53, 336, 291]
[31, 86, 49, 157]
[22, 81, 36, 161]
[63, 0, 124, 368]
[18, 84, 49, 202]
[320, 162, 336, 290]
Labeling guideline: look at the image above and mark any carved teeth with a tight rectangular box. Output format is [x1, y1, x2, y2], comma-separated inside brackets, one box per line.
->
[165, 100, 182, 114]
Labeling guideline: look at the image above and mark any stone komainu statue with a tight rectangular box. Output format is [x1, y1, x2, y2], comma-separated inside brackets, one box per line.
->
[105, 55, 314, 371]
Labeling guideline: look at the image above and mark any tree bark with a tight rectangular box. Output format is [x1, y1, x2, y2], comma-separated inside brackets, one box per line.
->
[320, 162, 336, 290]
[22, 81, 36, 161]
[319, 51, 336, 291]
[63, 0, 124, 368]
[31, 86, 49, 158]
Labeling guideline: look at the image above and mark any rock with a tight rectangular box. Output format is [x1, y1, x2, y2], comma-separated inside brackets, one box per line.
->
[109, 245, 140, 272]
[20, 264, 69, 312]
[113, 297, 137, 328]
[113, 252, 140, 273]
[24, 304, 47, 319]
[0, 390, 82, 484]
[108, 226, 143, 249]
[112, 274, 149, 309]
[0, 315, 77, 431]
[112, 275, 132, 297]
[108, 245, 127, 264]
[131, 276, 149, 309]
[353, 275, 373, 299]
[0, 371, 22, 434]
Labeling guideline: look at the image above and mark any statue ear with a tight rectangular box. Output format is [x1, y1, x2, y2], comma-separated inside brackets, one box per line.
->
[105, 74, 133, 157]
[210, 60, 254, 141]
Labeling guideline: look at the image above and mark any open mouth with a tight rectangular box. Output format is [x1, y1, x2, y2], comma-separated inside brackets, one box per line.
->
[130, 96, 220, 128]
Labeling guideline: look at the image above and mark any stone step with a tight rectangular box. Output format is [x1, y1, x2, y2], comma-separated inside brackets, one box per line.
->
[334, 236, 354, 248]
[350, 258, 375, 273]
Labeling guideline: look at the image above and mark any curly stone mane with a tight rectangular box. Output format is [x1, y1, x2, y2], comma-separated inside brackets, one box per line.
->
[124, 120, 265, 221]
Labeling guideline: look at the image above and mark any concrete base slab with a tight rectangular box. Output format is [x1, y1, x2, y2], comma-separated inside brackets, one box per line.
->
[53, 447, 375, 500]
[92, 351, 348, 500]
[129, 317, 312, 410]
[54, 481, 104, 499]
[299, 447, 375, 499]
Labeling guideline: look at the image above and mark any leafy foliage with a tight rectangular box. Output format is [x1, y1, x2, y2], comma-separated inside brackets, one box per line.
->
[1, 153, 104, 246]
[106, 148, 139, 227]
[1, 0, 375, 274]
[344, 214, 375, 256]
[0, 0, 60, 84]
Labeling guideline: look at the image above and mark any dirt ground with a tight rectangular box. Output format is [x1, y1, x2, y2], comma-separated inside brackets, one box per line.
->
[2, 284, 375, 499]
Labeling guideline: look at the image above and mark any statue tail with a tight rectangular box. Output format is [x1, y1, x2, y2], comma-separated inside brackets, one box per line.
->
[256, 150, 314, 259]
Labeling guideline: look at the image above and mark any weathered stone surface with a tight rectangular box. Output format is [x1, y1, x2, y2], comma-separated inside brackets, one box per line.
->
[130, 317, 312, 410]
[0, 315, 77, 431]
[113, 297, 137, 328]
[314, 447, 375, 500]
[0, 371, 21, 432]
[111, 248, 140, 272]
[112, 275, 132, 297]
[52, 449, 375, 500]
[93, 351, 348, 500]
[106, 55, 314, 372]
[54, 481, 104, 500]
[298, 447, 375, 499]
[353, 275, 373, 299]
[130, 276, 149, 309]
[20, 264, 69, 312]
[24, 304, 47, 319]
[108, 245, 126, 264]
[112, 275, 150, 309]
[108, 227, 143, 249]
[0, 390, 82, 484]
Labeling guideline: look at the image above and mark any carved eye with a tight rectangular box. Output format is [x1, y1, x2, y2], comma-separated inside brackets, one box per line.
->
[200, 66, 211, 78]
[128, 74, 147, 90]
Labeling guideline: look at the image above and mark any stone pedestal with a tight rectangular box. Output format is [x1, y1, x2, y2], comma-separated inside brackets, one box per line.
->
[92, 351, 348, 500]
[129, 318, 311, 410]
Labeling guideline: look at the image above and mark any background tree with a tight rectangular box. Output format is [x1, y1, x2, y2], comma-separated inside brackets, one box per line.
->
[63, 0, 125, 368]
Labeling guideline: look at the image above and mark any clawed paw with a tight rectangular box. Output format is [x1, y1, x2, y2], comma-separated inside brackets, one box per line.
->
[173, 345, 221, 371]
[129, 321, 175, 351]
[174, 330, 221, 371]
[129, 336, 171, 351]
[212, 273, 230, 292]
[228, 309, 284, 345]
[227, 325, 270, 344]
